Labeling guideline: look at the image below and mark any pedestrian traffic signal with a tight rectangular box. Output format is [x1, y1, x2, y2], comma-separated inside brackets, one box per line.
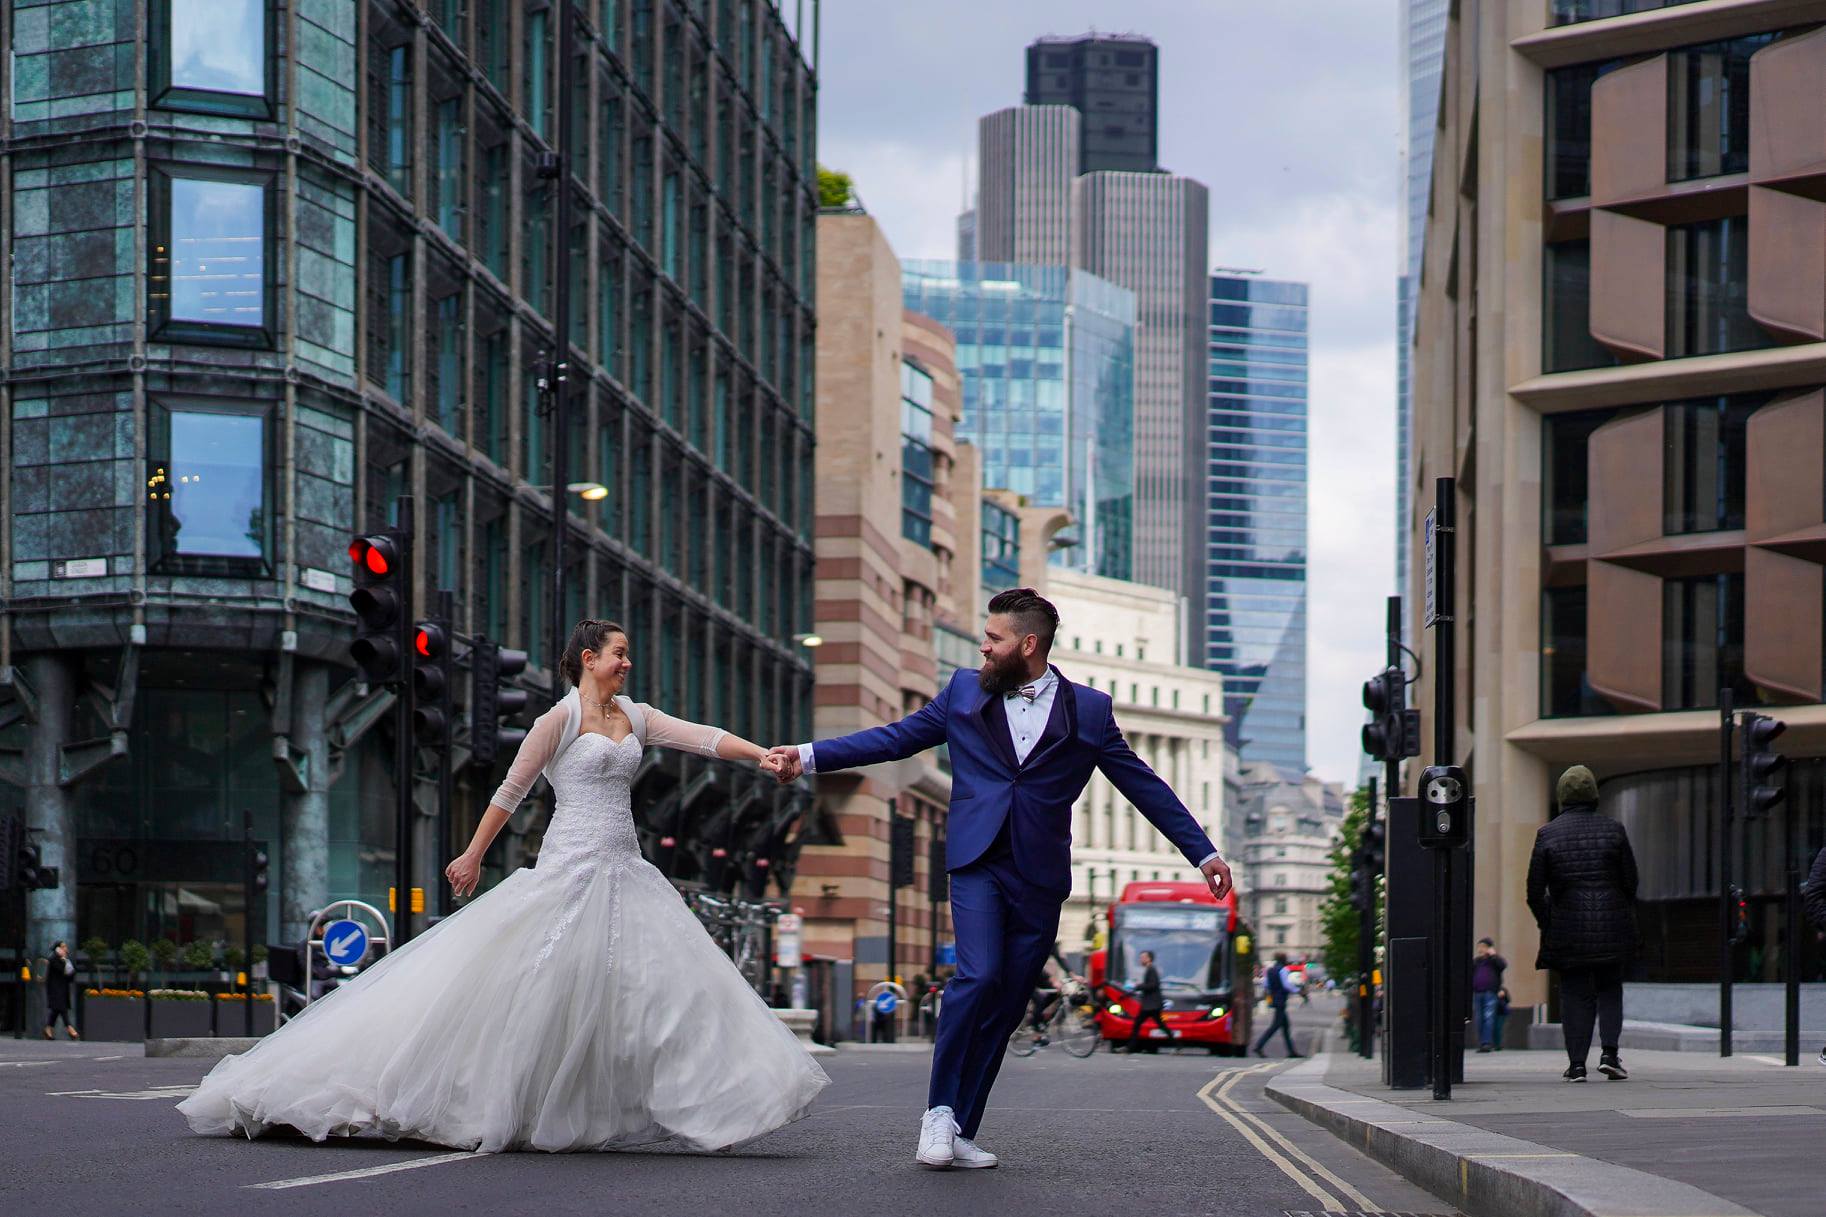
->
[251, 846, 269, 893]
[1741, 713, 1787, 819]
[1416, 764, 1470, 849]
[1361, 667, 1420, 763]
[16, 840, 58, 890]
[1730, 884, 1751, 946]
[1361, 816, 1386, 875]
[412, 621, 452, 745]
[469, 637, 529, 768]
[348, 531, 411, 685]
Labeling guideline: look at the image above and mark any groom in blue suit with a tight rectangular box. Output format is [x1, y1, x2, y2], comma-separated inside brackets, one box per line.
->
[771, 588, 1232, 1169]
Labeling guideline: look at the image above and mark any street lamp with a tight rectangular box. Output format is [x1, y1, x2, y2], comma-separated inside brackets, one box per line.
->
[793, 633, 823, 648]
[530, 482, 610, 500]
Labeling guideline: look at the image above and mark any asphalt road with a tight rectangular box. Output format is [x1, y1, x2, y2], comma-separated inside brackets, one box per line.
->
[0, 998, 1456, 1217]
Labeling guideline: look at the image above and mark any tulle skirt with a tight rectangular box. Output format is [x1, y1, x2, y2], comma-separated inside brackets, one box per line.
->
[176, 859, 829, 1153]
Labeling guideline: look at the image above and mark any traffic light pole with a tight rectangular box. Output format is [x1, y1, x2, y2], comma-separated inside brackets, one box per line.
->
[1359, 776, 1377, 1061]
[546, 0, 576, 679]
[243, 809, 256, 1037]
[1786, 754, 1801, 1067]
[1718, 688, 1734, 1057]
[395, 498, 416, 946]
[437, 590, 456, 919]
[1431, 477, 1455, 1102]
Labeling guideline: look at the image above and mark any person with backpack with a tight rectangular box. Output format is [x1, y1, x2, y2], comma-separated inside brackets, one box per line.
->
[1252, 952, 1301, 1058]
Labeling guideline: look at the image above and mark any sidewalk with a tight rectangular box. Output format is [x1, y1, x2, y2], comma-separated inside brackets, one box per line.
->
[1268, 1042, 1825, 1217]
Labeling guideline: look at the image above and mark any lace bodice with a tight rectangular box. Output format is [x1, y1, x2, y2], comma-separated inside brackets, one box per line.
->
[536, 732, 646, 875]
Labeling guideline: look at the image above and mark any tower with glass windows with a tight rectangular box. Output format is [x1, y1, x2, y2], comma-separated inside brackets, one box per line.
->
[0, 0, 819, 961]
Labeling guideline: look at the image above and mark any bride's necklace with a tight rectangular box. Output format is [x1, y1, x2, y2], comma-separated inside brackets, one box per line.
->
[580, 688, 619, 719]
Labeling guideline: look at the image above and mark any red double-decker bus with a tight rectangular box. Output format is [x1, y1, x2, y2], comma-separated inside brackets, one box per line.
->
[1086, 880, 1253, 1053]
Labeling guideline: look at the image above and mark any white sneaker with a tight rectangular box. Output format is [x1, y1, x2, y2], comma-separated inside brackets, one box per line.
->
[916, 1106, 958, 1167]
[951, 1135, 998, 1168]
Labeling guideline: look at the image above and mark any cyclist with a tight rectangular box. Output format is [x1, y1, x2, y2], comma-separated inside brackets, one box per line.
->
[1025, 945, 1079, 1045]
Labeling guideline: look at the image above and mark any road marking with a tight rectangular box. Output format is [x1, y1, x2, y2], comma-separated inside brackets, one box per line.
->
[1196, 1066, 1348, 1211]
[247, 1152, 486, 1190]
[0, 1061, 57, 1068]
[1620, 1105, 1823, 1119]
[49, 1083, 195, 1100]
[1209, 1065, 1383, 1212]
[94, 1054, 126, 1061]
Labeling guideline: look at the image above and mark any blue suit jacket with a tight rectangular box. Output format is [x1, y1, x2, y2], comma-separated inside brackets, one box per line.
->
[812, 666, 1216, 894]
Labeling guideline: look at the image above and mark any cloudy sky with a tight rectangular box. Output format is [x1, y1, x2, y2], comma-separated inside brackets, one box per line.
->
[814, 1, 1402, 788]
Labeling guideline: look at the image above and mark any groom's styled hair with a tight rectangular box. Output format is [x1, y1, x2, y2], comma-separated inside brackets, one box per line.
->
[987, 587, 1059, 655]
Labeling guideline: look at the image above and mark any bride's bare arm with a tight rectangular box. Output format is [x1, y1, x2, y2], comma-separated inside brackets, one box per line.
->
[447, 705, 565, 896]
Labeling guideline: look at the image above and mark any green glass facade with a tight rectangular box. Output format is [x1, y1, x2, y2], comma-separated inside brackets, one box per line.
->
[0, 0, 819, 971]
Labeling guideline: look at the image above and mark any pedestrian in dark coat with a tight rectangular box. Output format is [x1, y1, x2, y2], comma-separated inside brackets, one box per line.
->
[1804, 846, 1826, 933]
[1527, 765, 1637, 1082]
[43, 940, 78, 1040]
[1121, 950, 1173, 1053]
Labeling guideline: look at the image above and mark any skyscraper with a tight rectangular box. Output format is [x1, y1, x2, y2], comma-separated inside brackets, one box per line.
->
[1073, 171, 1210, 645]
[1024, 34, 1160, 174]
[1207, 272, 1310, 776]
[902, 260, 1137, 581]
[1397, 0, 1450, 611]
[975, 105, 1081, 266]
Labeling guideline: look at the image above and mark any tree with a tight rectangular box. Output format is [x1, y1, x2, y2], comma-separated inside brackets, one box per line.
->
[1318, 784, 1380, 983]
[118, 940, 151, 988]
[817, 165, 854, 211]
[80, 936, 110, 984]
[182, 939, 217, 972]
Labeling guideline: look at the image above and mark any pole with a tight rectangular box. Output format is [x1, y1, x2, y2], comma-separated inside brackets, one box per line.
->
[548, 0, 576, 682]
[1431, 477, 1455, 1101]
[437, 589, 456, 918]
[243, 809, 255, 1037]
[1360, 776, 1377, 1060]
[1383, 593, 1401, 1067]
[885, 797, 897, 1043]
[1786, 767, 1801, 1067]
[1719, 688, 1734, 1057]
[394, 496, 416, 945]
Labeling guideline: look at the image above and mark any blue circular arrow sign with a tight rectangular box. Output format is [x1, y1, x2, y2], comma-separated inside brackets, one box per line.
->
[321, 919, 369, 968]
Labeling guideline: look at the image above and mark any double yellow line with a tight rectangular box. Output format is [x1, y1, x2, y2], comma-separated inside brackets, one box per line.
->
[1195, 1062, 1382, 1213]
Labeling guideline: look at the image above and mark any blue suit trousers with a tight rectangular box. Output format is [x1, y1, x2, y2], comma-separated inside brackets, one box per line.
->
[928, 848, 1063, 1139]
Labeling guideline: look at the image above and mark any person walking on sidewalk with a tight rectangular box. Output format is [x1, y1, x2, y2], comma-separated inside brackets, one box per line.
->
[1527, 765, 1638, 1083]
[1472, 937, 1507, 1053]
[42, 940, 78, 1041]
[1252, 952, 1302, 1058]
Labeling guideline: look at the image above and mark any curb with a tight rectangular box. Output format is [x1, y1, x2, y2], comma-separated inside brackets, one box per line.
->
[145, 1037, 261, 1059]
[1264, 1053, 1758, 1217]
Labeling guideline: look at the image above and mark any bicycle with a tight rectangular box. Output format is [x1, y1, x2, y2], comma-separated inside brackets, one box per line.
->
[1008, 976, 1103, 1058]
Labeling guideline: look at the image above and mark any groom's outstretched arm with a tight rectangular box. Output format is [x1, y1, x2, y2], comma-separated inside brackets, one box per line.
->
[778, 671, 958, 777]
[1096, 711, 1233, 899]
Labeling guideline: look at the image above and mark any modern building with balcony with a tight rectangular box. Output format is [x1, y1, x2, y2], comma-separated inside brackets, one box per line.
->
[0, 0, 820, 967]
[1411, 1, 1826, 1002]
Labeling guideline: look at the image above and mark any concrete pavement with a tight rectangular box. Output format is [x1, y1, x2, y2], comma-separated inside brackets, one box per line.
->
[1270, 1038, 1825, 1217]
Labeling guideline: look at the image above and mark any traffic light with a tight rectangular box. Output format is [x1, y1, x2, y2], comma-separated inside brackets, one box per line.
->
[1741, 712, 1787, 819]
[412, 621, 453, 745]
[250, 845, 269, 893]
[1729, 884, 1751, 946]
[1361, 667, 1420, 763]
[1416, 764, 1470, 849]
[17, 840, 59, 890]
[0, 815, 17, 893]
[1361, 816, 1387, 875]
[348, 531, 411, 685]
[1349, 849, 1372, 912]
[469, 637, 529, 768]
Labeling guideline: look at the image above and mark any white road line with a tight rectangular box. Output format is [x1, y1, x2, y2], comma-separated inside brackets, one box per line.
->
[0, 1060, 57, 1068]
[1210, 1067, 1384, 1213]
[1196, 1068, 1342, 1210]
[246, 1151, 486, 1190]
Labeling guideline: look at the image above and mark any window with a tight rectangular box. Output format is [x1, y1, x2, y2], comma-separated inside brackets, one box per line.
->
[1668, 35, 1772, 180]
[474, 295, 512, 467]
[1662, 573, 1752, 710]
[367, 12, 412, 197]
[1541, 409, 1614, 545]
[147, 400, 270, 575]
[1541, 585, 1612, 718]
[983, 500, 1021, 587]
[524, 166, 551, 315]
[426, 259, 465, 437]
[1542, 241, 1616, 373]
[1553, 0, 1705, 24]
[1116, 643, 1124, 657]
[597, 233, 622, 376]
[1545, 61, 1611, 200]
[596, 393, 623, 535]
[901, 361, 936, 547]
[525, 3, 552, 142]
[476, 108, 513, 282]
[1663, 397, 1753, 535]
[152, 0, 272, 118]
[151, 170, 272, 346]
[365, 207, 412, 401]
[1667, 218, 1765, 358]
[1273, 897, 1288, 915]
[428, 50, 466, 239]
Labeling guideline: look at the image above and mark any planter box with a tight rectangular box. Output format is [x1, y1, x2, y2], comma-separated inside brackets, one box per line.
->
[213, 997, 278, 1036]
[81, 996, 146, 1043]
[149, 999, 213, 1039]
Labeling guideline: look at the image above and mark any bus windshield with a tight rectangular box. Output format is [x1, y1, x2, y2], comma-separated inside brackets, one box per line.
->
[1114, 906, 1230, 995]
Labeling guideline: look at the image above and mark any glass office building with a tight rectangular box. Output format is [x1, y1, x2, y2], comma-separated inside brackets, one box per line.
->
[902, 260, 1136, 581]
[1207, 274, 1310, 775]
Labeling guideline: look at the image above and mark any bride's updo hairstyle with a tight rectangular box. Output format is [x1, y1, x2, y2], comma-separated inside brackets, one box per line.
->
[560, 619, 627, 689]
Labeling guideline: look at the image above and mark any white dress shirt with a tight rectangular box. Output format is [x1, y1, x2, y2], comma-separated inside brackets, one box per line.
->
[796, 667, 1221, 869]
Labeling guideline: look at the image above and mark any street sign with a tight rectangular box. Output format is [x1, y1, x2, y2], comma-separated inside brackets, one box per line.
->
[874, 990, 899, 1015]
[1424, 508, 1437, 628]
[775, 913, 802, 968]
[322, 919, 369, 968]
[936, 942, 957, 967]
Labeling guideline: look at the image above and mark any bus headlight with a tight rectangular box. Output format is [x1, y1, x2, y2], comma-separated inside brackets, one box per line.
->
[1108, 1003, 1125, 1015]
[1205, 1005, 1227, 1020]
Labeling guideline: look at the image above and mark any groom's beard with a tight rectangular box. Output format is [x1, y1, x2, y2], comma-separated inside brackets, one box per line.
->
[978, 652, 1031, 697]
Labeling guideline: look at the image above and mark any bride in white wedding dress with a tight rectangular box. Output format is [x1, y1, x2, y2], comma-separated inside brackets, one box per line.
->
[178, 619, 829, 1153]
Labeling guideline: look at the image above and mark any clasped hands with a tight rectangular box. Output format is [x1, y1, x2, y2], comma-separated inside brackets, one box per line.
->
[758, 745, 803, 784]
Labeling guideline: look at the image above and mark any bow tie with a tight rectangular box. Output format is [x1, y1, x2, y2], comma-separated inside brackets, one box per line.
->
[1012, 684, 1040, 702]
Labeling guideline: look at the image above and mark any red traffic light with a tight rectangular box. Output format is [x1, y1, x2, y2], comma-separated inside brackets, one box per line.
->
[414, 623, 447, 659]
[349, 534, 399, 578]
